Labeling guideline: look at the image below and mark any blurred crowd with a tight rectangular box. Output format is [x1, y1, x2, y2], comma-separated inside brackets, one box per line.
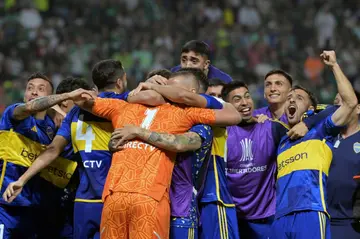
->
[1, 0, 360, 115]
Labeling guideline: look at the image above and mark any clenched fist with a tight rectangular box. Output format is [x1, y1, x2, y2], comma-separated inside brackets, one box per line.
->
[320, 50, 337, 67]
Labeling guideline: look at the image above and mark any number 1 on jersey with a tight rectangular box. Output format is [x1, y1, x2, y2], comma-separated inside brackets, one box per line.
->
[141, 109, 159, 129]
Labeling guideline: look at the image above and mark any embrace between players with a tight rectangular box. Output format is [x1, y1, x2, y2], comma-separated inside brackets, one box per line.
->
[0, 40, 357, 239]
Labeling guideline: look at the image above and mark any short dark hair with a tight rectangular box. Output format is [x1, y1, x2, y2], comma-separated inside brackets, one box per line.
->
[265, 69, 293, 86]
[170, 67, 209, 93]
[181, 40, 210, 58]
[221, 81, 249, 101]
[146, 69, 172, 79]
[292, 85, 318, 109]
[92, 60, 125, 90]
[208, 78, 226, 87]
[56, 77, 92, 94]
[27, 72, 54, 92]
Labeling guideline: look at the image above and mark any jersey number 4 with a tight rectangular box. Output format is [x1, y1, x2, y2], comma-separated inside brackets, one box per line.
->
[76, 115, 95, 153]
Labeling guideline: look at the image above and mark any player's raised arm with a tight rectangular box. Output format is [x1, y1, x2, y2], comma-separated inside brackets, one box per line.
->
[186, 104, 241, 127]
[127, 90, 166, 106]
[2, 135, 68, 203]
[130, 82, 208, 108]
[321, 51, 358, 126]
[109, 125, 204, 153]
[12, 89, 90, 121]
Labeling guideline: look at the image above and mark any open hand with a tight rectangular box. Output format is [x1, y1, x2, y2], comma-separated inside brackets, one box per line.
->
[146, 75, 168, 85]
[129, 82, 154, 97]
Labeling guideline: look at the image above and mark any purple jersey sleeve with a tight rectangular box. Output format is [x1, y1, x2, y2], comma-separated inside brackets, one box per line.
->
[199, 94, 223, 109]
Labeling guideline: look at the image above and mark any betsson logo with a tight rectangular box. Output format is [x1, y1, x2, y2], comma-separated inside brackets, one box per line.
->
[21, 148, 72, 179]
[278, 152, 308, 171]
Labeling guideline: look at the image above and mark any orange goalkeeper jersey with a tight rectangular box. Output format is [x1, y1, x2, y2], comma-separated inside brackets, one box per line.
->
[92, 98, 216, 202]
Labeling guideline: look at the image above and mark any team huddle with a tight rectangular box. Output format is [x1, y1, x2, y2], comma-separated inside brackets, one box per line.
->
[0, 40, 359, 239]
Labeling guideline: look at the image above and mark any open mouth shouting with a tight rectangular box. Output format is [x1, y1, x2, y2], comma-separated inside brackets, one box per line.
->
[287, 104, 297, 119]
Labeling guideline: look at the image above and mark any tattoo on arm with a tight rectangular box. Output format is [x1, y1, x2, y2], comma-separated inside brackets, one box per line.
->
[13, 94, 69, 120]
[141, 130, 202, 152]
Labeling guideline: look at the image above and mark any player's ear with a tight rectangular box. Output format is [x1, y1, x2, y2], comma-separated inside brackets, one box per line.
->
[355, 104, 360, 115]
[308, 105, 315, 111]
[204, 59, 210, 71]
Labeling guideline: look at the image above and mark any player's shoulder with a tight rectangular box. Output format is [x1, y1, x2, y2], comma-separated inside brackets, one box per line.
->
[208, 65, 232, 83]
[2, 103, 22, 118]
[98, 91, 129, 101]
[170, 65, 181, 73]
[269, 118, 290, 130]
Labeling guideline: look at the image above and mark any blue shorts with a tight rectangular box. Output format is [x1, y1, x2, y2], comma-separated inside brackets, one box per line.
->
[199, 202, 240, 239]
[170, 217, 198, 239]
[238, 215, 274, 239]
[0, 204, 36, 239]
[330, 218, 360, 239]
[271, 211, 330, 239]
[73, 202, 103, 239]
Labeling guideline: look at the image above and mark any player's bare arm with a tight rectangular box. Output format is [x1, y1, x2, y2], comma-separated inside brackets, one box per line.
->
[321, 51, 358, 126]
[12, 88, 91, 121]
[127, 90, 166, 106]
[108, 125, 202, 153]
[2, 136, 68, 203]
[130, 82, 207, 108]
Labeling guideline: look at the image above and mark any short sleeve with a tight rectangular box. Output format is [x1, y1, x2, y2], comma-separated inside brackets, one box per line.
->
[0, 103, 22, 129]
[185, 108, 216, 126]
[302, 105, 338, 130]
[92, 98, 128, 121]
[189, 124, 213, 146]
[317, 115, 343, 138]
[199, 94, 224, 109]
[56, 107, 75, 143]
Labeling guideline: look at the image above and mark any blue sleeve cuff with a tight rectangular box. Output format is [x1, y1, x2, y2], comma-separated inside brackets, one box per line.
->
[189, 124, 213, 145]
[199, 94, 223, 109]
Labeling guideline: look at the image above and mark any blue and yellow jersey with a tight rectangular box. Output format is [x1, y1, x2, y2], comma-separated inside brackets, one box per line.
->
[197, 96, 235, 207]
[0, 103, 77, 206]
[275, 115, 342, 219]
[199, 127, 235, 206]
[56, 91, 128, 203]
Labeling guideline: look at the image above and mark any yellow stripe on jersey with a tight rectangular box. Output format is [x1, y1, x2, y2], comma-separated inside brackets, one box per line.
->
[0, 130, 78, 188]
[319, 170, 328, 215]
[74, 198, 103, 203]
[0, 160, 7, 191]
[277, 139, 332, 178]
[212, 127, 235, 208]
[270, 118, 290, 130]
[70, 121, 112, 153]
[212, 127, 227, 157]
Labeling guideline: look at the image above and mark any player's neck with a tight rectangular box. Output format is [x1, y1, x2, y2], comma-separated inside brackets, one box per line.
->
[269, 103, 285, 119]
[35, 111, 47, 120]
[341, 120, 360, 139]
